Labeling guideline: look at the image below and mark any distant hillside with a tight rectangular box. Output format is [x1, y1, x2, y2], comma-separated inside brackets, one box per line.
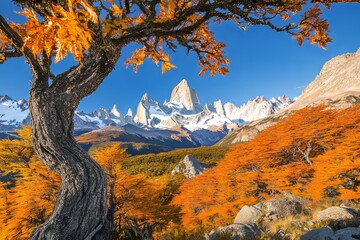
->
[173, 104, 360, 231]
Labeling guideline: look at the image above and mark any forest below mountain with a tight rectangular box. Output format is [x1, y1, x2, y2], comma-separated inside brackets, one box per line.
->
[0, 103, 359, 239]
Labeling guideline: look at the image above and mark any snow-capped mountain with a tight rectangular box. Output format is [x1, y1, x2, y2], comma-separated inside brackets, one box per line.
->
[0, 79, 292, 136]
[0, 95, 29, 131]
[131, 79, 292, 131]
[74, 105, 134, 132]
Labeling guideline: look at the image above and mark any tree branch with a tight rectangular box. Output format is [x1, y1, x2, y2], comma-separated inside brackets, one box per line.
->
[0, 14, 48, 90]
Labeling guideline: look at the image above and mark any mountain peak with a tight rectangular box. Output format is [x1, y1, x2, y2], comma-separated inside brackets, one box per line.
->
[254, 96, 266, 103]
[126, 108, 133, 117]
[169, 79, 201, 113]
[0, 95, 13, 103]
[213, 100, 225, 115]
[141, 92, 149, 102]
[111, 104, 121, 118]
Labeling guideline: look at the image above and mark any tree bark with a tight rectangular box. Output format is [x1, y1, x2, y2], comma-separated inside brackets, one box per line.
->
[29, 88, 110, 239]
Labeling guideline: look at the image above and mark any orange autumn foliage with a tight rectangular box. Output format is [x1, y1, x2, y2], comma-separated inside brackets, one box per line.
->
[88, 143, 180, 238]
[173, 105, 360, 231]
[1, 0, 349, 73]
[0, 126, 60, 239]
[0, 131, 179, 239]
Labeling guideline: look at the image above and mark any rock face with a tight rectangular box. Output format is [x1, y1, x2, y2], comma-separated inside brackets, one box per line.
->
[134, 93, 151, 125]
[288, 48, 360, 111]
[169, 79, 202, 113]
[333, 227, 360, 240]
[171, 155, 209, 178]
[233, 192, 310, 225]
[204, 223, 261, 240]
[206, 192, 360, 240]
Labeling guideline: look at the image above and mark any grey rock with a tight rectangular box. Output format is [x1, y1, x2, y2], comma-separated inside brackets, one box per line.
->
[171, 155, 209, 178]
[316, 207, 357, 222]
[234, 205, 262, 224]
[205, 223, 261, 240]
[300, 226, 335, 240]
[334, 227, 360, 239]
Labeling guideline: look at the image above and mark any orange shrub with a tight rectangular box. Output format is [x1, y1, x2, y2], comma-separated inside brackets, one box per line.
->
[173, 105, 360, 231]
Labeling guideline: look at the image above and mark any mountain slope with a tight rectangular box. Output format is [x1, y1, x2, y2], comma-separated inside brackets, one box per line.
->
[218, 49, 360, 146]
[287, 48, 360, 111]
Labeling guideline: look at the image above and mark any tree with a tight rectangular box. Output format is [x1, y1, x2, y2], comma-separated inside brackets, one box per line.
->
[0, 0, 349, 238]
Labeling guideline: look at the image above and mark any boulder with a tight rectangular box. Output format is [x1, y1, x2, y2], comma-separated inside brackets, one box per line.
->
[263, 193, 309, 218]
[315, 207, 357, 222]
[333, 227, 360, 239]
[300, 227, 334, 240]
[234, 205, 262, 224]
[205, 223, 261, 240]
[171, 155, 209, 178]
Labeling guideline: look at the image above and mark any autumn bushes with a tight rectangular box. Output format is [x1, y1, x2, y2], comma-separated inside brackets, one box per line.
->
[0, 127, 59, 239]
[0, 104, 359, 238]
[173, 105, 360, 231]
[0, 132, 181, 239]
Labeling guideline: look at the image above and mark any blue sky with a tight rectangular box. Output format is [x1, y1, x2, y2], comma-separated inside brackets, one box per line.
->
[0, 3, 359, 114]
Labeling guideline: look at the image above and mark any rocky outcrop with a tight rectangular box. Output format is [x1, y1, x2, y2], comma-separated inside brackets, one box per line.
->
[171, 155, 209, 178]
[216, 112, 287, 145]
[204, 223, 261, 240]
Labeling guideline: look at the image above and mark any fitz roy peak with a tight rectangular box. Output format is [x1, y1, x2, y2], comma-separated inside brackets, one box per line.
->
[0, 79, 292, 133]
[169, 79, 202, 113]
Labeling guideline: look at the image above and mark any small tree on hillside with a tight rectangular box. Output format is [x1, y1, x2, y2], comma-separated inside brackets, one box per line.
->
[0, 0, 349, 238]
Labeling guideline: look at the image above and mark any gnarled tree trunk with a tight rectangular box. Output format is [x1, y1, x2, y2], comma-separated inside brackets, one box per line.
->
[27, 49, 120, 239]
[29, 90, 110, 239]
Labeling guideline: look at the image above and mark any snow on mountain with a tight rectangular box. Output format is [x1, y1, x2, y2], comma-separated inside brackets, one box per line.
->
[132, 80, 292, 131]
[0, 95, 29, 130]
[0, 79, 291, 138]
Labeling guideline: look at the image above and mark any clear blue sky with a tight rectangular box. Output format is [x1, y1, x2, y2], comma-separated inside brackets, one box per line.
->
[0, 2, 359, 114]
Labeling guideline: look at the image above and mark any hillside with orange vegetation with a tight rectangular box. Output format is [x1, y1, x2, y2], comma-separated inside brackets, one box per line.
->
[0, 128, 180, 239]
[172, 104, 360, 231]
